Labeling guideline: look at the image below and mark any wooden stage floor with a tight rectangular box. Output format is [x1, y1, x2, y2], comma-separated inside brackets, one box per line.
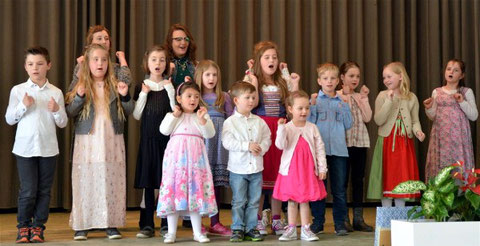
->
[0, 208, 375, 245]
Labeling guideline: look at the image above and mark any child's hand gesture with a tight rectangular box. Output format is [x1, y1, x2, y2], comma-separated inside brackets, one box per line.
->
[387, 90, 394, 100]
[76, 83, 86, 97]
[117, 81, 129, 96]
[23, 93, 35, 108]
[453, 93, 464, 103]
[169, 62, 175, 75]
[290, 73, 300, 90]
[172, 105, 182, 118]
[277, 118, 286, 125]
[48, 97, 59, 112]
[249, 142, 262, 156]
[165, 77, 173, 85]
[310, 93, 318, 105]
[423, 97, 433, 109]
[360, 85, 370, 97]
[247, 59, 254, 70]
[141, 83, 151, 93]
[318, 172, 327, 180]
[116, 51, 128, 66]
[246, 73, 258, 88]
[279, 62, 288, 70]
[415, 130, 425, 142]
[76, 56, 85, 65]
[184, 76, 192, 83]
[197, 106, 208, 125]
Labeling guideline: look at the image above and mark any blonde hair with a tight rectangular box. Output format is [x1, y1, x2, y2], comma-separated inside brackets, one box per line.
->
[252, 41, 288, 103]
[66, 44, 125, 121]
[195, 60, 225, 112]
[316, 63, 339, 78]
[384, 62, 411, 99]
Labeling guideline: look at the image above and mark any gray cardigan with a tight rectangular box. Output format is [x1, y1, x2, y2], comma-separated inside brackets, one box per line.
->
[66, 89, 133, 135]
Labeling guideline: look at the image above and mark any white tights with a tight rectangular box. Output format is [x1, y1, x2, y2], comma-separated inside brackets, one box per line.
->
[381, 198, 405, 207]
[167, 211, 203, 237]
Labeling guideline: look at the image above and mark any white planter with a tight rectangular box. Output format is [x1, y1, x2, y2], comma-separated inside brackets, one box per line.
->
[391, 220, 480, 246]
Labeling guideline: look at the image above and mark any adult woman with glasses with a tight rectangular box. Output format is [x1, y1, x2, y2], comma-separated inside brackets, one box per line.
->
[165, 24, 198, 88]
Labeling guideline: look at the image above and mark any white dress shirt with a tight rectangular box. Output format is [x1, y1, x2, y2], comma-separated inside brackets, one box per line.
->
[5, 79, 68, 157]
[222, 110, 271, 174]
[133, 79, 176, 120]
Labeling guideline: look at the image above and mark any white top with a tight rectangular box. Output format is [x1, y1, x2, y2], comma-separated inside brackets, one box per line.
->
[5, 79, 68, 157]
[275, 121, 327, 176]
[133, 79, 176, 120]
[222, 110, 271, 174]
[159, 112, 215, 139]
[425, 87, 478, 121]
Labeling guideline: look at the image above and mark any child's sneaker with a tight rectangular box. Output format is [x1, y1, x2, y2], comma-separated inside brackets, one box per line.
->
[279, 226, 297, 241]
[15, 227, 30, 243]
[300, 224, 319, 241]
[29, 227, 44, 243]
[256, 220, 267, 235]
[272, 219, 287, 235]
[208, 223, 231, 236]
[164, 233, 176, 243]
[230, 230, 244, 242]
[244, 229, 263, 241]
[73, 230, 88, 240]
[160, 225, 168, 237]
[193, 234, 210, 243]
[136, 226, 154, 238]
[106, 228, 122, 239]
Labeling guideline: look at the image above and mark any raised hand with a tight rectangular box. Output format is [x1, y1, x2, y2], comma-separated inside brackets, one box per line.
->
[76, 82, 86, 97]
[453, 93, 464, 103]
[172, 105, 182, 118]
[360, 85, 370, 96]
[169, 62, 175, 75]
[76, 56, 85, 65]
[423, 97, 433, 109]
[184, 76, 192, 83]
[117, 81, 129, 96]
[246, 73, 258, 88]
[23, 93, 35, 107]
[47, 97, 59, 112]
[310, 93, 318, 105]
[279, 62, 288, 70]
[277, 118, 286, 125]
[141, 83, 151, 93]
[290, 73, 300, 90]
[197, 106, 208, 125]
[247, 59, 254, 70]
[415, 130, 425, 142]
[387, 90, 394, 99]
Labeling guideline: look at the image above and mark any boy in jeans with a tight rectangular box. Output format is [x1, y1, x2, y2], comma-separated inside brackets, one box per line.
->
[5, 46, 68, 243]
[222, 81, 271, 242]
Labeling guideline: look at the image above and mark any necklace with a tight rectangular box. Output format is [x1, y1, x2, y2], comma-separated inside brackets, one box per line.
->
[174, 58, 188, 72]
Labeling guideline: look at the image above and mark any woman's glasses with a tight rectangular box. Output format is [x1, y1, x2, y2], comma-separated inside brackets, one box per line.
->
[172, 37, 190, 42]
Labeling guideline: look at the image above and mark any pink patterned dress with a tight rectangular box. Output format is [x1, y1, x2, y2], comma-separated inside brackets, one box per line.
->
[156, 113, 218, 217]
[425, 87, 474, 180]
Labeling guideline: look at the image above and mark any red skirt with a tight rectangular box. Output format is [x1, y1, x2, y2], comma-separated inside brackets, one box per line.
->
[272, 136, 327, 203]
[382, 127, 421, 198]
[260, 116, 283, 189]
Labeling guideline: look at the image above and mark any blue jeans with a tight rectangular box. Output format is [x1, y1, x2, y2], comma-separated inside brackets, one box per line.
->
[229, 171, 262, 232]
[310, 155, 347, 229]
[15, 155, 57, 229]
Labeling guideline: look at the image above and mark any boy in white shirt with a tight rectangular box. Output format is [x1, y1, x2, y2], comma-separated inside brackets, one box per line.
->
[222, 81, 271, 242]
[5, 46, 68, 243]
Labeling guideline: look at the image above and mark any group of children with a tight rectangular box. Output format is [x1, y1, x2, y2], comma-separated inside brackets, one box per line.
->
[6, 24, 478, 244]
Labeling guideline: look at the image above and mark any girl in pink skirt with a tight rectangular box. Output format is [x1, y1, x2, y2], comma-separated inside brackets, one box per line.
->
[272, 91, 328, 242]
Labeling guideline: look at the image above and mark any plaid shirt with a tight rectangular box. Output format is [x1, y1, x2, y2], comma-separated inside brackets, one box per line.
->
[346, 97, 370, 147]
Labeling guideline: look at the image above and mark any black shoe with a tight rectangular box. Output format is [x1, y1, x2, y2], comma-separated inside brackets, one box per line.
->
[344, 219, 354, 232]
[334, 225, 349, 236]
[16, 227, 30, 243]
[310, 223, 324, 235]
[182, 219, 192, 228]
[73, 230, 88, 240]
[136, 226, 154, 238]
[244, 229, 263, 241]
[106, 228, 122, 239]
[353, 220, 374, 232]
[230, 230, 244, 242]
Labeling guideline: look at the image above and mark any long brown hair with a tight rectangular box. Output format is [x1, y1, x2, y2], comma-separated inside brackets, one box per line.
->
[339, 61, 360, 89]
[195, 60, 225, 112]
[165, 23, 197, 63]
[251, 41, 288, 103]
[66, 44, 125, 121]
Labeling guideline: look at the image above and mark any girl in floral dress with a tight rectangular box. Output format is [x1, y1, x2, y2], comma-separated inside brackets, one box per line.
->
[157, 82, 217, 243]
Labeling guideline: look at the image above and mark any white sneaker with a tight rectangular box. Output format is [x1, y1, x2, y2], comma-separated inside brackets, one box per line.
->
[301, 224, 319, 241]
[256, 220, 268, 235]
[272, 219, 287, 235]
[164, 233, 176, 244]
[279, 226, 297, 241]
[193, 234, 210, 243]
